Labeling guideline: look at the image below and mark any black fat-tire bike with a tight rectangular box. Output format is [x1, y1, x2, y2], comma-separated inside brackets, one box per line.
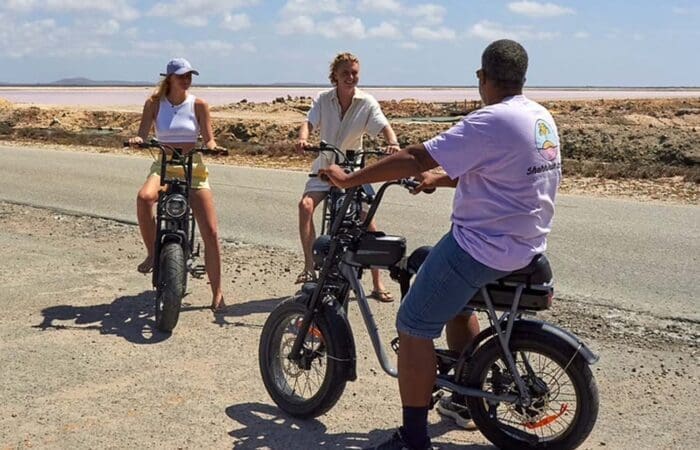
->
[259, 142, 599, 449]
[126, 139, 226, 332]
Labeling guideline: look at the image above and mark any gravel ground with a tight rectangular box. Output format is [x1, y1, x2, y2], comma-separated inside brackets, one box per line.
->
[1, 201, 698, 449]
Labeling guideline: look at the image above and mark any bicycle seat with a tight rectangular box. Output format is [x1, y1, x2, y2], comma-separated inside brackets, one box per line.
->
[407, 246, 432, 274]
[497, 254, 552, 286]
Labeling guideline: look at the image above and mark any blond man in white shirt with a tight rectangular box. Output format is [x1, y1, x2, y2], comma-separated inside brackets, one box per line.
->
[295, 52, 400, 302]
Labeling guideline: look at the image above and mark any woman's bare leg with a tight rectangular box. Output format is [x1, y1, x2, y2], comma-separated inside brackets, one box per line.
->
[136, 175, 161, 273]
[190, 188, 224, 309]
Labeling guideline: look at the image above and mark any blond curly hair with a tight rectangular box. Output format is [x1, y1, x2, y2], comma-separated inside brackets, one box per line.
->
[328, 52, 360, 85]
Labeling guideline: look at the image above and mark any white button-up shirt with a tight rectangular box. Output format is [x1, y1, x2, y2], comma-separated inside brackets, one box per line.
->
[307, 87, 389, 175]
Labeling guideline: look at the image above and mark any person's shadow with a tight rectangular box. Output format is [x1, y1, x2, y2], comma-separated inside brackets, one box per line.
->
[225, 402, 495, 449]
[34, 291, 170, 344]
[211, 295, 288, 328]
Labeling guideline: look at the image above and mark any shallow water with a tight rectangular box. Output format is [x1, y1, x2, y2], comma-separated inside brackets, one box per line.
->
[1, 86, 698, 106]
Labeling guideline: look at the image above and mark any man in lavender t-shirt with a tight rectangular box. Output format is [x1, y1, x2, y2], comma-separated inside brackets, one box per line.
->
[320, 40, 561, 450]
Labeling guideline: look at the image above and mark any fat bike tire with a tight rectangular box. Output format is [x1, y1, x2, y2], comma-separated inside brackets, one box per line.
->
[463, 331, 599, 450]
[258, 297, 351, 418]
[155, 242, 186, 332]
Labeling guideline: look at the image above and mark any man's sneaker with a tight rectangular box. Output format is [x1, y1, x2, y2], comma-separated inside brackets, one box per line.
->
[436, 395, 477, 430]
[364, 429, 434, 450]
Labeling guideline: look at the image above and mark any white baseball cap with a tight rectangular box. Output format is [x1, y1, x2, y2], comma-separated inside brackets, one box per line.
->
[160, 58, 200, 76]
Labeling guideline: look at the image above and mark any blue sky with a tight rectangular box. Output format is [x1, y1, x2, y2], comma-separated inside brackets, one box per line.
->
[0, 0, 698, 86]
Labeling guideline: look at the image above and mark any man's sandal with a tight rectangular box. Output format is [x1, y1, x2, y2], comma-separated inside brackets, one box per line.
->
[369, 289, 394, 303]
[295, 270, 317, 284]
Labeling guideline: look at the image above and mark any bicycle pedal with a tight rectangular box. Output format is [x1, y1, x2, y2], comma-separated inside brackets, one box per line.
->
[190, 264, 206, 278]
[390, 336, 400, 354]
[430, 390, 445, 409]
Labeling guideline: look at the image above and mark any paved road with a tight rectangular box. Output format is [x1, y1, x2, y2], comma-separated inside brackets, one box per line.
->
[2, 146, 698, 320]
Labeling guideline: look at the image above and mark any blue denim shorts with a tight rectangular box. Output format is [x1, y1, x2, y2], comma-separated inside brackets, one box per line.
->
[396, 231, 510, 339]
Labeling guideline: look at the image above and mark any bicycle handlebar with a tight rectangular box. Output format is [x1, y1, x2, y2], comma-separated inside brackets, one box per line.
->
[399, 178, 435, 194]
[123, 139, 229, 156]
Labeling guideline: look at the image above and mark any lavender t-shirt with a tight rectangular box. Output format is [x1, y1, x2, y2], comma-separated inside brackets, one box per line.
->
[424, 95, 561, 271]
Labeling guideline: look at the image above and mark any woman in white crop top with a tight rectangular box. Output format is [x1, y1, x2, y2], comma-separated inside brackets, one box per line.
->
[128, 58, 226, 311]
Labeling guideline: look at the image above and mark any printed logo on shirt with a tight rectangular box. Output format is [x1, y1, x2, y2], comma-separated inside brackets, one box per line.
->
[534, 119, 559, 162]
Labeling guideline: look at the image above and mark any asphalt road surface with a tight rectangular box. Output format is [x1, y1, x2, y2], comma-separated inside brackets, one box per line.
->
[2, 146, 698, 320]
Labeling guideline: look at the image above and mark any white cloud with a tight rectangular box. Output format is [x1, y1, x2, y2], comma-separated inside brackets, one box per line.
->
[1, 0, 140, 20]
[3, 0, 38, 13]
[46, 0, 140, 21]
[278, 14, 366, 39]
[671, 6, 700, 14]
[132, 40, 186, 55]
[469, 20, 559, 41]
[574, 31, 589, 39]
[178, 16, 208, 27]
[149, 0, 258, 26]
[0, 18, 115, 58]
[240, 42, 257, 52]
[281, 0, 343, 16]
[73, 18, 121, 36]
[508, 1, 574, 18]
[222, 13, 251, 31]
[358, 0, 401, 12]
[320, 16, 365, 39]
[407, 3, 446, 25]
[367, 21, 402, 39]
[192, 40, 236, 53]
[277, 15, 315, 35]
[412, 26, 456, 41]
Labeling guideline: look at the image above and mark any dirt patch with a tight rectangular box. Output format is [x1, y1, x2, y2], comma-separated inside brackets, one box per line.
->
[1, 97, 698, 202]
[1, 201, 698, 449]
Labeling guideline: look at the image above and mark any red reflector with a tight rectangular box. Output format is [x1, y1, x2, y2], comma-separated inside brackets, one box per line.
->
[523, 403, 568, 429]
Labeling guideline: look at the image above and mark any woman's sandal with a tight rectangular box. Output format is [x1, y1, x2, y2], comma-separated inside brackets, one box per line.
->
[295, 270, 317, 284]
[211, 297, 227, 313]
[369, 289, 394, 303]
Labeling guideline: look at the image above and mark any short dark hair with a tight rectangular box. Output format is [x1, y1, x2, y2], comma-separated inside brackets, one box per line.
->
[481, 39, 528, 89]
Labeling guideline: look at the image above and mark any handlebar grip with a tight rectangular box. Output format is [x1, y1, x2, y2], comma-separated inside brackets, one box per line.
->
[403, 178, 436, 194]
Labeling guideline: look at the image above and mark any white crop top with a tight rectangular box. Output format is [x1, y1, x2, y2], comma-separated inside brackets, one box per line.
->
[155, 94, 200, 143]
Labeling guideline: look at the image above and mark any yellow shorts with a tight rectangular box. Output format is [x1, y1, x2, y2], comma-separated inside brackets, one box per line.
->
[148, 152, 210, 190]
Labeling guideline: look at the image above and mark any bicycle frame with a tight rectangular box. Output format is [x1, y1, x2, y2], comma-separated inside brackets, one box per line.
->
[151, 146, 199, 286]
[290, 177, 599, 408]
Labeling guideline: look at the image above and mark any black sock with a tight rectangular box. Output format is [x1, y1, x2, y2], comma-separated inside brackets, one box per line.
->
[452, 392, 466, 406]
[401, 406, 430, 449]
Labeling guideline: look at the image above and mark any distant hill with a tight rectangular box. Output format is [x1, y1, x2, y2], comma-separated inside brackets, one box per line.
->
[49, 77, 150, 86]
[0, 78, 150, 86]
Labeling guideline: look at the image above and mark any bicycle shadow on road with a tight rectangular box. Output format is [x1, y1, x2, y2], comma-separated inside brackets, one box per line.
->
[225, 402, 494, 449]
[34, 290, 170, 344]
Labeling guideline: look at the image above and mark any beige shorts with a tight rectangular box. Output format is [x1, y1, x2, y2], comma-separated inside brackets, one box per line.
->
[148, 152, 210, 190]
[303, 175, 331, 195]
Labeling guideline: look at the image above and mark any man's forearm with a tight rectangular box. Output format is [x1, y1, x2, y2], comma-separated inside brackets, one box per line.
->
[346, 144, 438, 186]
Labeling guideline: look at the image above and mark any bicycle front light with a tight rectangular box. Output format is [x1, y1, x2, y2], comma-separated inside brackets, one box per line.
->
[164, 194, 188, 218]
